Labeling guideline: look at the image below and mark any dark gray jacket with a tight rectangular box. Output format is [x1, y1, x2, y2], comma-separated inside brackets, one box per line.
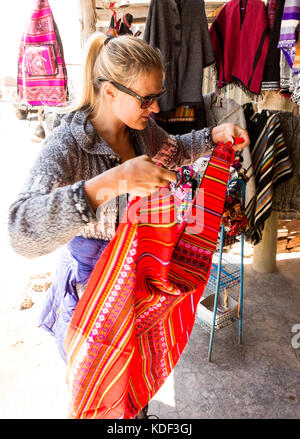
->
[7, 110, 213, 259]
[143, 0, 215, 112]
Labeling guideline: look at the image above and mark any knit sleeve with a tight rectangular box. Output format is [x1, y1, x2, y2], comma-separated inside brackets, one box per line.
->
[7, 133, 97, 259]
[141, 117, 214, 170]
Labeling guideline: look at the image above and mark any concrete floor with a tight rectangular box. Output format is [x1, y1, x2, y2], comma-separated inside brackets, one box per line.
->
[0, 102, 299, 419]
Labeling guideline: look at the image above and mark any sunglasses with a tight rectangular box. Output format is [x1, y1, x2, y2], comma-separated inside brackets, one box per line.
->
[98, 77, 166, 109]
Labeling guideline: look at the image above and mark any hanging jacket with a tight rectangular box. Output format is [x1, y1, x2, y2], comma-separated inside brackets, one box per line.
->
[17, 0, 68, 107]
[210, 0, 270, 96]
[143, 0, 215, 112]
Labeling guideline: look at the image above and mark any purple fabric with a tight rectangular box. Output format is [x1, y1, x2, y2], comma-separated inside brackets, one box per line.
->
[38, 236, 109, 362]
[278, 0, 300, 70]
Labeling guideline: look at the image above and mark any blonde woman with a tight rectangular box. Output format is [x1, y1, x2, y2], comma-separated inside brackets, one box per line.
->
[8, 33, 249, 418]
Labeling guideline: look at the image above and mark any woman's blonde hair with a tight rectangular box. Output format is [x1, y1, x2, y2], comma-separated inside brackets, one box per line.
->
[65, 32, 165, 113]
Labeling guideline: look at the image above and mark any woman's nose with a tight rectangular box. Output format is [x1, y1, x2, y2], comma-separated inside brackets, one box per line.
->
[149, 100, 160, 113]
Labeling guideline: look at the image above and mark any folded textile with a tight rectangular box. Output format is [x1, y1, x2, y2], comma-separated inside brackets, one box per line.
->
[64, 142, 235, 419]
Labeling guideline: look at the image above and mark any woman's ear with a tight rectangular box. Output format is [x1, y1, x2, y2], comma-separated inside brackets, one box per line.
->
[104, 83, 116, 98]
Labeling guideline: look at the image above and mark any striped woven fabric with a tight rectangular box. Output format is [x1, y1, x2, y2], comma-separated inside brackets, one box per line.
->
[243, 103, 293, 244]
[277, 0, 300, 71]
[155, 106, 196, 123]
[17, 0, 68, 107]
[64, 143, 235, 419]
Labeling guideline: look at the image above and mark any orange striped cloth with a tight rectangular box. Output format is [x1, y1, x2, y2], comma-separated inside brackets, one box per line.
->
[292, 37, 300, 70]
[64, 142, 235, 419]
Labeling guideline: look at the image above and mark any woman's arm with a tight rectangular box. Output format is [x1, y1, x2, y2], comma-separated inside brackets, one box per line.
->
[142, 117, 249, 169]
[8, 131, 178, 259]
[7, 133, 98, 259]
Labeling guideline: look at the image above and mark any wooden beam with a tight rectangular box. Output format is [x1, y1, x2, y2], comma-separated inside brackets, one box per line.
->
[80, 0, 97, 47]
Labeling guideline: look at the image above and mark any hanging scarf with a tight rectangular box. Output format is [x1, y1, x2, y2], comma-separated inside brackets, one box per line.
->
[243, 103, 293, 244]
[209, 0, 270, 96]
[277, 0, 300, 72]
[64, 142, 235, 419]
[17, 0, 68, 107]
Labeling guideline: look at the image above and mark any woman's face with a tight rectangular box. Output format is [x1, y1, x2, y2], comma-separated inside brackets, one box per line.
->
[111, 68, 164, 130]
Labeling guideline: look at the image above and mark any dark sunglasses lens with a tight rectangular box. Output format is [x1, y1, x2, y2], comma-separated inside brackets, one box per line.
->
[141, 98, 154, 109]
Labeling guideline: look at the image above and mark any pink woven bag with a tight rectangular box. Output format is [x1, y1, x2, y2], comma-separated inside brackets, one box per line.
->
[17, 0, 68, 107]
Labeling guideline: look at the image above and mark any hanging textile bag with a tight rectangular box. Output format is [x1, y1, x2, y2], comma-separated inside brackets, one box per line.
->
[17, 0, 68, 107]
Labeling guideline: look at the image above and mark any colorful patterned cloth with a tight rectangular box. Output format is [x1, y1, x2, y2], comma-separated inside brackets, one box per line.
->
[17, 0, 68, 107]
[64, 143, 235, 419]
[277, 0, 300, 72]
[243, 103, 293, 244]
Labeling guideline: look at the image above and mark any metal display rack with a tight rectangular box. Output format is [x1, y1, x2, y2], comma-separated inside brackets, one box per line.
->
[197, 178, 246, 361]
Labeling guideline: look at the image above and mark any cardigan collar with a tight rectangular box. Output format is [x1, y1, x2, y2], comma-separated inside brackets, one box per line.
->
[53, 109, 145, 157]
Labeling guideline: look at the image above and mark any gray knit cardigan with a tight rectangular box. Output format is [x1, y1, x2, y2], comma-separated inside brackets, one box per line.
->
[7, 110, 213, 259]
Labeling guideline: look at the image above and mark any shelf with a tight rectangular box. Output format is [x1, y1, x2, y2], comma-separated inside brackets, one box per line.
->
[205, 252, 241, 293]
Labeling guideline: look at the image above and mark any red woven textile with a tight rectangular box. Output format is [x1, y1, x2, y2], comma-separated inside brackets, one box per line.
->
[64, 143, 235, 419]
[209, 0, 270, 95]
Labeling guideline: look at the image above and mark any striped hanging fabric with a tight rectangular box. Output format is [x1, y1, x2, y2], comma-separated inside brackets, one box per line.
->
[64, 142, 235, 419]
[17, 0, 68, 107]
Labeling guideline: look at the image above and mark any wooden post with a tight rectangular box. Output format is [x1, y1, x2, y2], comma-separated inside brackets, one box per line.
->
[79, 0, 97, 47]
[252, 211, 279, 273]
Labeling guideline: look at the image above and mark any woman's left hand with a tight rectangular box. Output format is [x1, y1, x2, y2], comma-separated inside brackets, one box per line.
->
[211, 123, 250, 151]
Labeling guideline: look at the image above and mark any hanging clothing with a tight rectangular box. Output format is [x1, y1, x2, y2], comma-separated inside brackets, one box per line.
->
[272, 111, 300, 219]
[277, 0, 300, 71]
[17, 0, 68, 107]
[64, 142, 235, 419]
[143, 0, 215, 113]
[154, 104, 207, 135]
[262, 0, 286, 91]
[209, 0, 270, 96]
[279, 49, 300, 103]
[268, 0, 279, 31]
[242, 103, 293, 244]
[203, 92, 256, 219]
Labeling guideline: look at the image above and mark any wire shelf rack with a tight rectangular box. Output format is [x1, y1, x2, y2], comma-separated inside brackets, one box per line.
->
[206, 252, 241, 293]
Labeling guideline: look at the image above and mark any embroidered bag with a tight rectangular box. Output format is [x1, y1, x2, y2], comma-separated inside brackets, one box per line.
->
[17, 0, 68, 107]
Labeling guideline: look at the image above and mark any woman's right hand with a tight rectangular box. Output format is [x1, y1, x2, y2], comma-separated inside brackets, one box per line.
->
[120, 155, 177, 197]
[84, 155, 177, 211]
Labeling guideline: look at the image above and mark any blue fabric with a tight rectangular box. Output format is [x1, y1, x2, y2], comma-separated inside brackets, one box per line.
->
[38, 236, 109, 362]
